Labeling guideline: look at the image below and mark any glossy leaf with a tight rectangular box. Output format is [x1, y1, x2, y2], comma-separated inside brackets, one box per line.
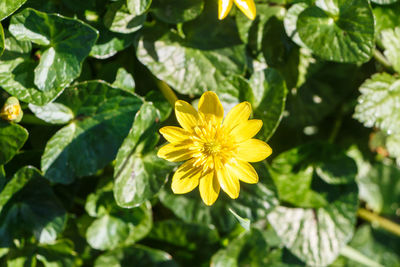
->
[0, 33, 63, 105]
[94, 245, 177, 267]
[136, 8, 245, 95]
[297, 0, 374, 63]
[90, 26, 136, 59]
[250, 68, 287, 141]
[112, 67, 135, 93]
[86, 203, 152, 251]
[9, 8, 98, 92]
[0, 167, 66, 246]
[381, 27, 400, 73]
[114, 103, 173, 208]
[211, 228, 304, 266]
[269, 142, 357, 208]
[0, 0, 26, 20]
[86, 181, 152, 250]
[29, 103, 74, 125]
[0, 121, 28, 165]
[371, 0, 398, 4]
[0, 23, 4, 57]
[151, 0, 204, 24]
[41, 81, 142, 184]
[268, 143, 359, 266]
[354, 73, 400, 135]
[104, 1, 146, 34]
[127, 0, 152, 16]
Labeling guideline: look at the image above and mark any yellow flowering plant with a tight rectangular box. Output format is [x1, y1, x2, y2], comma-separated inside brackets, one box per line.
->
[158, 92, 272, 205]
[218, 0, 257, 20]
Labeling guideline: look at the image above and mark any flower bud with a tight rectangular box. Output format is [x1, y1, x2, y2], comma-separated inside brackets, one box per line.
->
[0, 97, 23, 123]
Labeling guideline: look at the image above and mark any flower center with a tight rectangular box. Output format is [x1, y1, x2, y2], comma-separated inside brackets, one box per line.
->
[204, 141, 221, 155]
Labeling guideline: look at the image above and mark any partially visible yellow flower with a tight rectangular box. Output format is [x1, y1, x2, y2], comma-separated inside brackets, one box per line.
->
[158, 92, 272, 206]
[218, 0, 256, 20]
[0, 97, 23, 123]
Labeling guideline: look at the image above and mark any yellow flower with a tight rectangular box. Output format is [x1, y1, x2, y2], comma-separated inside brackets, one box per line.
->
[218, 0, 256, 20]
[158, 92, 272, 206]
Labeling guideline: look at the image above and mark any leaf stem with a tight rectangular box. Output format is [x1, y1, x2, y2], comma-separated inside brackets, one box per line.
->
[340, 246, 383, 267]
[373, 50, 394, 73]
[328, 116, 342, 144]
[154, 79, 178, 107]
[357, 208, 400, 237]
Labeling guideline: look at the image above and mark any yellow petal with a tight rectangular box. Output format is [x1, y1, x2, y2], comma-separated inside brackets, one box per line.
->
[175, 100, 199, 131]
[157, 143, 194, 162]
[198, 91, 224, 125]
[218, 0, 233, 20]
[222, 101, 251, 132]
[227, 160, 258, 184]
[234, 0, 256, 20]
[230, 119, 262, 143]
[199, 171, 220, 206]
[216, 160, 240, 199]
[171, 160, 201, 194]
[236, 139, 272, 162]
[159, 126, 190, 143]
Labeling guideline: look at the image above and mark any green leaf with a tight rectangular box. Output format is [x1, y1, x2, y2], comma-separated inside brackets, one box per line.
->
[0, 165, 5, 191]
[90, 25, 136, 59]
[269, 142, 358, 208]
[268, 143, 359, 266]
[250, 68, 287, 141]
[151, 0, 204, 24]
[354, 73, 400, 135]
[297, 0, 374, 63]
[29, 103, 74, 125]
[284, 3, 309, 47]
[211, 228, 304, 267]
[85, 181, 152, 250]
[371, 0, 398, 4]
[356, 161, 400, 216]
[381, 27, 400, 73]
[127, 0, 152, 16]
[228, 208, 250, 231]
[0, 23, 4, 57]
[136, 8, 245, 95]
[36, 240, 78, 267]
[9, 8, 98, 92]
[236, 4, 285, 54]
[104, 1, 146, 34]
[0, 0, 26, 21]
[148, 220, 220, 250]
[373, 3, 400, 34]
[86, 202, 152, 251]
[94, 245, 177, 267]
[0, 33, 63, 105]
[41, 81, 142, 184]
[0, 166, 66, 246]
[145, 91, 172, 122]
[0, 121, 28, 165]
[341, 225, 400, 267]
[114, 103, 173, 208]
[112, 67, 135, 93]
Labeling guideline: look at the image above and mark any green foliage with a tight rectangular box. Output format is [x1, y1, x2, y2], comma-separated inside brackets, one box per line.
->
[0, 1, 399, 266]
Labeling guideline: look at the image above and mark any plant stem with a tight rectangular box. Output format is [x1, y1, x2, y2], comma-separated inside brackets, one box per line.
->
[373, 49, 394, 73]
[358, 208, 400, 237]
[328, 116, 342, 144]
[154, 79, 178, 106]
[340, 246, 383, 267]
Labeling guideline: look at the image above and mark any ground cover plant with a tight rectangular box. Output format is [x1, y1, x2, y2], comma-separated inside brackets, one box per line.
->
[0, 0, 399, 266]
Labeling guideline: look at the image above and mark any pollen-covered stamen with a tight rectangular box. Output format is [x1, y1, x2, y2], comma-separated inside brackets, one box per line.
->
[189, 118, 237, 171]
